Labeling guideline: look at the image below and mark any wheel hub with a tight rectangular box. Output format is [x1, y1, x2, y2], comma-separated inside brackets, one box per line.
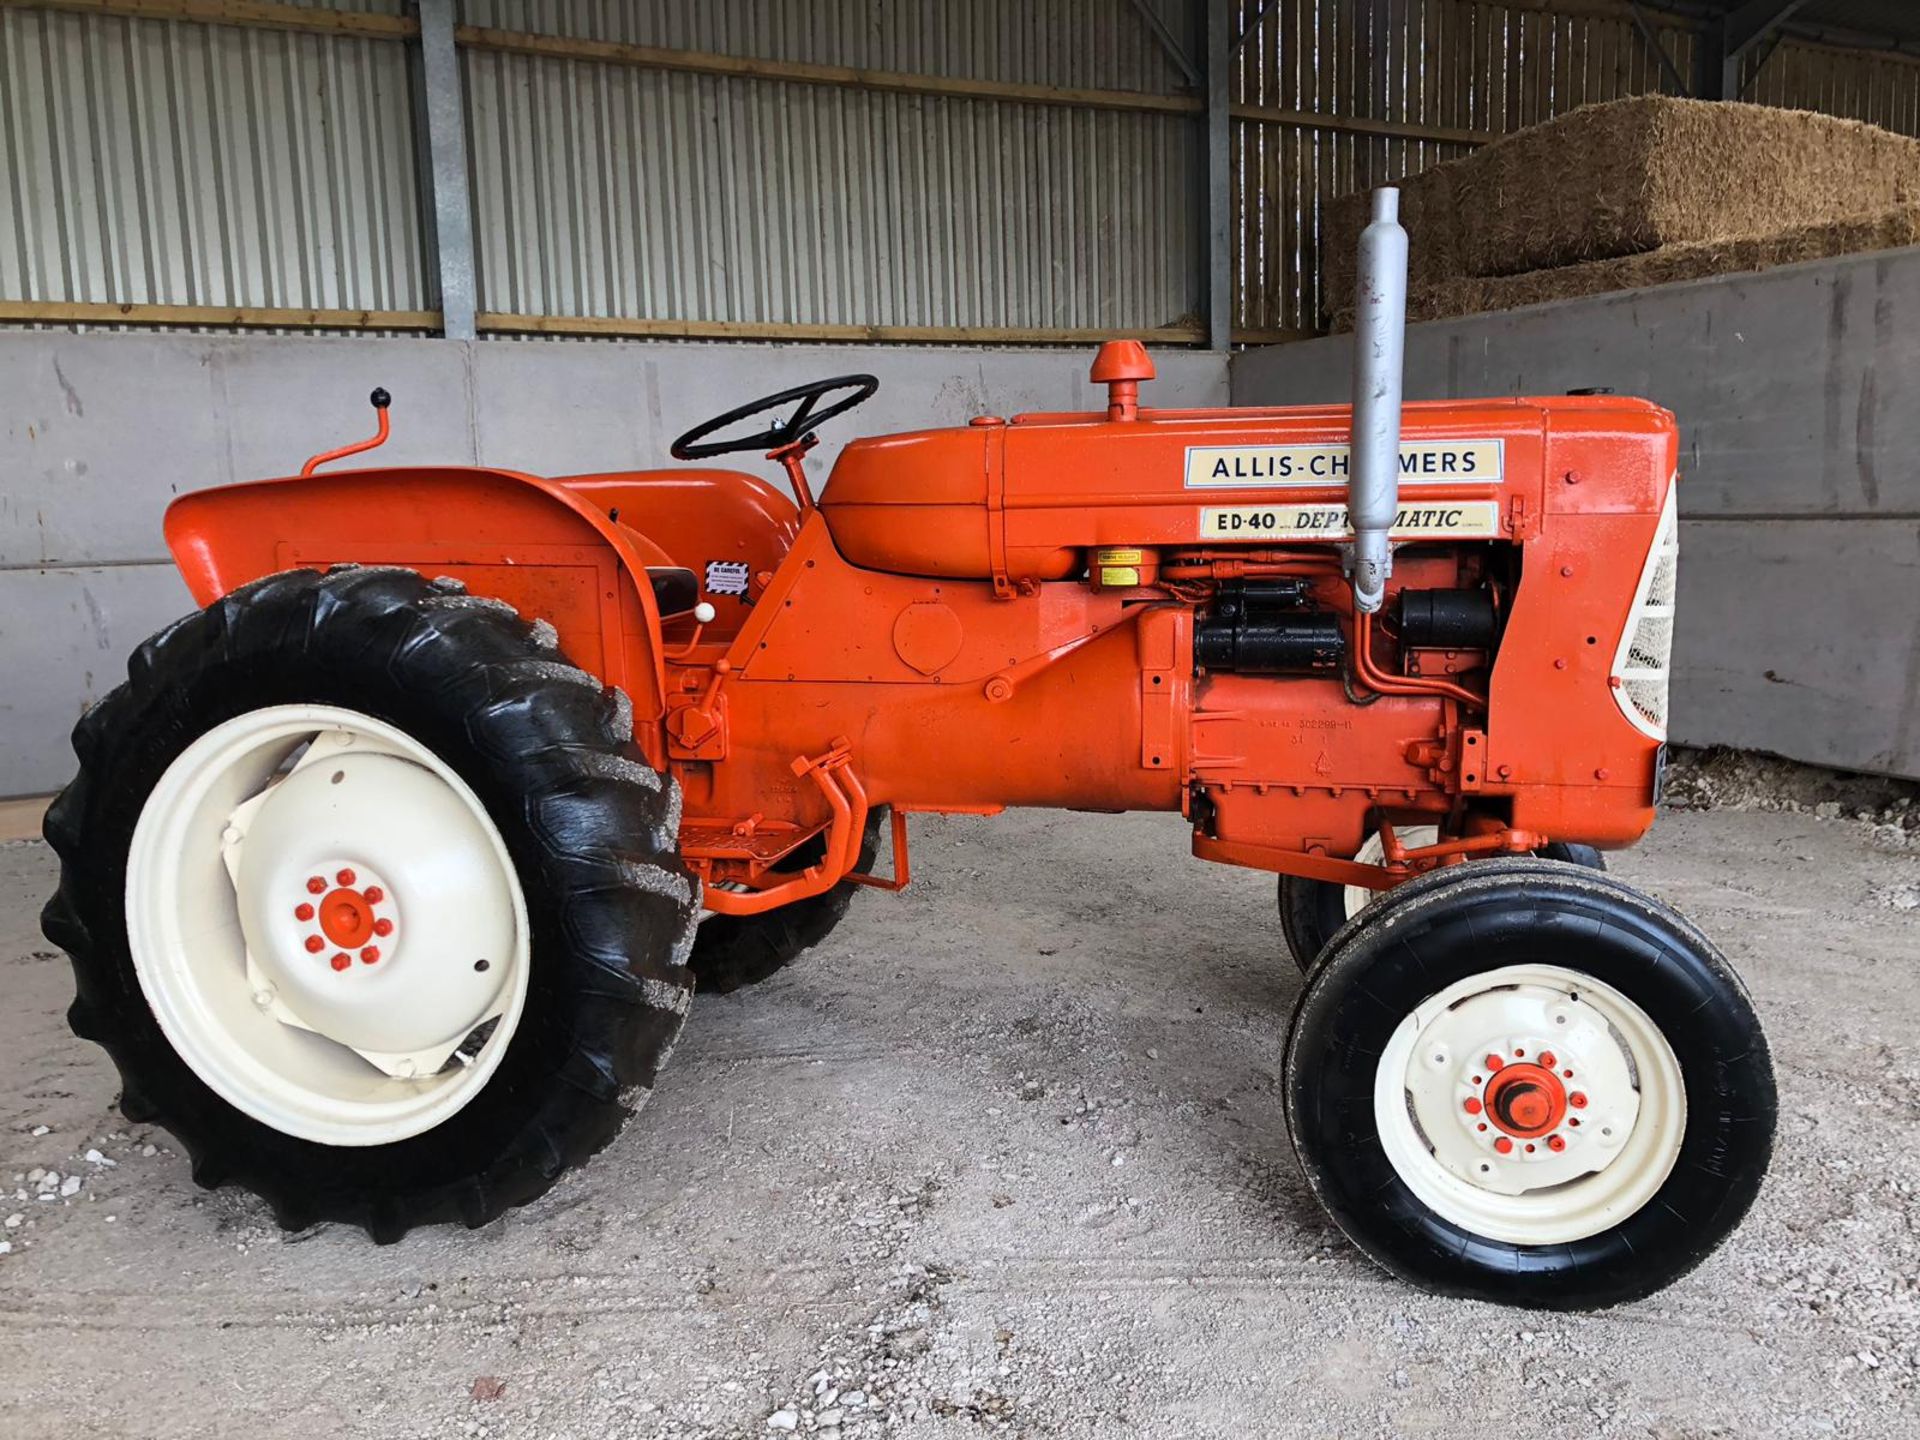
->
[294, 864, 397, 969]
[223, 730, 517, 1070]
[1482, 1059, 1566, 1138]
[1398, 979, 1646, 1197]
[1373, 964, 1688, 1245]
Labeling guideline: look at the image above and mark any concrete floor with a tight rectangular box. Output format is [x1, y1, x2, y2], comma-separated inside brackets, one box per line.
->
[1, 805, 1916, 1438]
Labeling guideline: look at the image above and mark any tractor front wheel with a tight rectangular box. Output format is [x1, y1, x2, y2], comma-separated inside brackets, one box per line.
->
[1284, 858, 1774, 1309]
[41, 567, 697, 1240]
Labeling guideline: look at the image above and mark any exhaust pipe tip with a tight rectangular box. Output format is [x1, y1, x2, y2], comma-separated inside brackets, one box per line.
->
[1348, 186, 1409, 615]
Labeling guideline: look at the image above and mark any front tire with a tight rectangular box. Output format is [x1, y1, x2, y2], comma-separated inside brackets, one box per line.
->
[1284, 858, 1774, 1309]
[41, 567, 697, 1240]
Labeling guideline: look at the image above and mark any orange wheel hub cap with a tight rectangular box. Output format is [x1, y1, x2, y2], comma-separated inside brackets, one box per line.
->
[1481, 1062, 1567, 1139]
[318, 888, 376, 949]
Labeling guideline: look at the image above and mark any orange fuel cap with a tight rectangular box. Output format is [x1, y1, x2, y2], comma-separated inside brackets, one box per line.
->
[1090, 340, 1155, 421]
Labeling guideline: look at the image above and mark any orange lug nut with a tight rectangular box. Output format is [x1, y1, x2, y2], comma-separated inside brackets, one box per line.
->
[373, 918, 394, 936]
[1493, 1137, 1514, 1155]
[1463, 1097, 1483, 1115]
[307, 876, 327, 894]
[336, 868, 356, 886]
[1569, 1091, 1588, 1108]
[360, 946, 380, 964]
[304, 935, 325, 953]
[330, 953, 351, 972]
[364, 886, 384, 903]
[295, 903, 314, 921]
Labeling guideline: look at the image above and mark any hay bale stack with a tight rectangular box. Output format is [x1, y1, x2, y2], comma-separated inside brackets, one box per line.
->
[1317, 97, 1920, 329]
[1458, 97, 1920, 276]
[1325, 204, 1920, 330]
[1321, 168, 1461, 315]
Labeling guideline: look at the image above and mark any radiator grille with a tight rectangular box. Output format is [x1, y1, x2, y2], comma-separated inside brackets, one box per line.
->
[1612, 483, 1679, 738]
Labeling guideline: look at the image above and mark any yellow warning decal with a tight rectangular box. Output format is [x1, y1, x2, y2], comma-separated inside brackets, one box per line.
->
[1200, 500, 1503, 540]
[1185, 439, 1504, 488]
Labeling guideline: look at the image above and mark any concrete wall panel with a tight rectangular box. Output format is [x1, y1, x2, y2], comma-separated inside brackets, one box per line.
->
[0, 563, 195, 793]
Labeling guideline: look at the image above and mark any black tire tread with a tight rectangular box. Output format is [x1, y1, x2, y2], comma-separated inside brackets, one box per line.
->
[41, 565, 697, 1241]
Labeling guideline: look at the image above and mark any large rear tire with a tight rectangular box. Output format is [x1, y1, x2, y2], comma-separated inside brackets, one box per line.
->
[41, 567, 697, 1241]
[1279, 830, 1604, 972]
[1284, 857, 1774, 1309]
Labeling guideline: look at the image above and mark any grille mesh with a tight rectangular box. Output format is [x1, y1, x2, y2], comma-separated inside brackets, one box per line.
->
[1613, 486, 1679, 737]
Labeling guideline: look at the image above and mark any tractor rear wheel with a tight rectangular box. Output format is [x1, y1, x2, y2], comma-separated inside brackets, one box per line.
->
[1284, 857, 1774, 1309]
[1278, 828, 1603, 972]
[40, 566, 697, 1240]
[690, 813, 884, 994]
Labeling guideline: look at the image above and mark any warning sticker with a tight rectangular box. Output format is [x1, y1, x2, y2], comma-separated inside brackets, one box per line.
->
[1184, 439, 1504, 488]
[1200, 500, 1503, 541]
[704, 560, 751, 596]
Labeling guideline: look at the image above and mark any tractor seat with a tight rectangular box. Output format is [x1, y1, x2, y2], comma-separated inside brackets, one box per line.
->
[646, 566, 699, 616]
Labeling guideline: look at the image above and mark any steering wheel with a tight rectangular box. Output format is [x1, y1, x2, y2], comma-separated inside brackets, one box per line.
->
[669, 374, 879, 460]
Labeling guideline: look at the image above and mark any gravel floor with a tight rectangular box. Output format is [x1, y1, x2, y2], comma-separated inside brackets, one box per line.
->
[1, 803, 1916, 1439]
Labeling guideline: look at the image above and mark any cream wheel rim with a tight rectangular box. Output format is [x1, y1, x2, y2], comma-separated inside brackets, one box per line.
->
[125, 705, 530, 1147]
[1373, 963, 1687, 1245]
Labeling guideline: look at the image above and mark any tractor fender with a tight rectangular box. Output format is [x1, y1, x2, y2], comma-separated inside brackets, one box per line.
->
[164, 465, 684, 753]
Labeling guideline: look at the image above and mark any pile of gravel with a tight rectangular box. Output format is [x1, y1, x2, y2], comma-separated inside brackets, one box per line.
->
[1663, 746, 1919, 844]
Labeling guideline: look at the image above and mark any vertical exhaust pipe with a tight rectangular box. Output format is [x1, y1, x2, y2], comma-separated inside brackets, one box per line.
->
[1348, 187, 1408, 615]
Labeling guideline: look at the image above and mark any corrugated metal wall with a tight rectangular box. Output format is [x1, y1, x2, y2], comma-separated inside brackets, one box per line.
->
[9, 1, 1920, 344]
[1231, 0, 1702, 339]
[1749, 36, 1920, 132]
[460, 1, 1201, 332]
[1, 0, 1205, 337]
[0, 0, 427, 315]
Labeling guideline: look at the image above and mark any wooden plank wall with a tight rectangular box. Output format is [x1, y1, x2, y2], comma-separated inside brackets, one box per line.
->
[1231, 1, 1920, 341]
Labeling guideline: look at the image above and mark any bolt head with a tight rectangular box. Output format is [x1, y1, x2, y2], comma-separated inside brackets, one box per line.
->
[1483, 1053, 1505, 1072]
[1560, 565, 1574, 577]
[307, 876, 327, 894]
[1539, 1051, 1557, 1069]
[1463, 1098, 1483, 1115]
[364, 886, 384, 904]
[304, 935, 325, 954]
[1570, 1091, 1588, 1108]
[1554, 658, 1568, 670]
[1547, 1134, 1567, 1152]
[294, 903, 314, 921]
[1493, 1136, 1514, 1154]
[336, 868, 356, 886]
[360, 946, 380, 965]
[329, 953, 351, 972]
[373, 918, 393, 937]
[1594, 767, 1611, 780]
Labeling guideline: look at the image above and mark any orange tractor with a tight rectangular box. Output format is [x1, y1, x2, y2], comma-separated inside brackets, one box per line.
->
[42, 191, 1771, 1308]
